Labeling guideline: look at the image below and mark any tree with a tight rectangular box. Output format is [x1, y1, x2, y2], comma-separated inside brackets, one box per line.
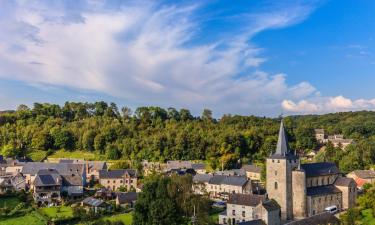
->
[51, 128, 75, 150]
[121, 107, 132, 119]
[94, 134, 106, 154]
[179, 109, 193, 121]
[82, 130, 96, 151]
[31, 131, 53, 151]
[106, 144, 121, 160]
[201, 109, 213, 121]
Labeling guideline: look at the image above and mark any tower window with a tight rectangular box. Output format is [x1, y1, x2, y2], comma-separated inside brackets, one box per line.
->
[275, 171, 277, 175]
[277, 160, 280, 163]
[274, 182, 278, 190]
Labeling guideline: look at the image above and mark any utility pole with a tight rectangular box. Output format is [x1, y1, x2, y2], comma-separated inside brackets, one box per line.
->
[191, 205, 196, 225]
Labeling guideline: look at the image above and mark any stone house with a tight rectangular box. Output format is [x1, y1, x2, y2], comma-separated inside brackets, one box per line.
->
[33, 169, 62, 205]
[81, 197, 110, 213]
[58, 159, 107, 182]
[242, 165, 262, 181]
[218, 193, 280, 225]
[347, 170, 375, 189]
[0, 173, 26, 193]
[267, 122, 357, 221]
[61, 173, 84, 197]
[116, 192, 137, 207]
[99, 169, 137, 191]
[193, 174, 252, 199]
[165, 160, 206, 174]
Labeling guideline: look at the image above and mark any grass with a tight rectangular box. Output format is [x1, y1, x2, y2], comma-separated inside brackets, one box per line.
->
[0, 211, 46, 225]
[362, 209, 375, 225]
[101, 213, 133, 225]
[209, 207, 225, 224]
[0, 197, 22, 209]
[48, 149, 103, 161]
[27, 150, 48, 162]
[39, 206, 74, 220]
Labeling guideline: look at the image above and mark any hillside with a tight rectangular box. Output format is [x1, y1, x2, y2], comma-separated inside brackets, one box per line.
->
[1, 102, 375, 172]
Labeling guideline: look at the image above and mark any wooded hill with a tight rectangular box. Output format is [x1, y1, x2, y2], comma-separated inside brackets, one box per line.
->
[1, 102, 375, 172]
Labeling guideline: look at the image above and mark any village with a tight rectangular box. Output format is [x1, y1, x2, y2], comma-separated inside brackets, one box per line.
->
[0, 122, 371, 224]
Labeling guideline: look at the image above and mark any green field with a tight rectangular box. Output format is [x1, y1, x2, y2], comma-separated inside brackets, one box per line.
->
[39, 206, 74, 220]
[0, 212, 46, 225]
[27, 150, 48, 162]
[48, 149, 103, 161]
[101, 213, 133, 224]
[0, 197, 22, 209]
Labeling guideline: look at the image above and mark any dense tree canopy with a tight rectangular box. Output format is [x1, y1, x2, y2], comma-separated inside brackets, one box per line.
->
[1, 102, 375, 171]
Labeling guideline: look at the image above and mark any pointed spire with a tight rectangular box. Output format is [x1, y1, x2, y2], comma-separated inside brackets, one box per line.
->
[275, 121, 289, 155]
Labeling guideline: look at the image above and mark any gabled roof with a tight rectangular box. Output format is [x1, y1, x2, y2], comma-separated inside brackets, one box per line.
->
[209, 175, 248, 187]
[301, 162, 340, 177]
[261, 199, 280, 211]
[193, 174, 213, 183]
[306, 185, 342, 196]
[191, 163, 205, 170]
[228, 193, 264, 207]
[352, 170, 375, 179]
[82, 197, 106, 207]
[116, 192, 137, 204]
[99, 169, 137, 179]
[214, 169, 246, 176]
[62, 174, 83, 186]
[33, 169, 61, 187]
[242, 164, 262, 173]
[21, 162, 85, 176]
[334, 177, 355, 187]
[87, 161, 107, 171]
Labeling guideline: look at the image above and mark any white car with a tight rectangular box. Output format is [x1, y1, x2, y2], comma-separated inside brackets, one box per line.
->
[324, 205, 338, 214]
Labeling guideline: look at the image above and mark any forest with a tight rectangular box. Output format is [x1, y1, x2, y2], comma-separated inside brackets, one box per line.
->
[1, 101, 375, 172]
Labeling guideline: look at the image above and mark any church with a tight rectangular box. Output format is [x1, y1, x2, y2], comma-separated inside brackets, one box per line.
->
[266, 122, 357, 221]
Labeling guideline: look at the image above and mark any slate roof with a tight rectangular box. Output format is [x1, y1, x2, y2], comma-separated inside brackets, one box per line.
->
[238, 220, 266, 225]
[33, 169, 61, 187]
[300, 162, 340, 177]
[285, 212, 340, 225]
[191, 163, 205, 170]
[193, 174, 213, 183]
[62, 174, 83, 186]
[166, 160, 192, 170]
[99, 169, 137, 179]
[116, 192, 137, 204]
[82, 197, 106, 207]
[21, 162, 85, 176]
[269, 122, 298, 160]
[215, 169, 246, 176]
[306, 185, 342, 196]
[87, 161, 107, 171]
[242, 164, 262, 173]
[352, 170, 375, 179]
[209, 175, 248, 187]
[261, 199, 281, 212]
[228, 193, 264, 207]
[334, 177, 355, 187]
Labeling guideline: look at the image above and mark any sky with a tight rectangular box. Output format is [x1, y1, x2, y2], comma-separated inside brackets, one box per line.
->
[0, 0, 375, 117]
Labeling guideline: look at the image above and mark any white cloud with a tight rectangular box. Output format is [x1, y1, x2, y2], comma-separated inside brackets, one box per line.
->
[282, 96, 375, 114]
[0, 0, 321, 115]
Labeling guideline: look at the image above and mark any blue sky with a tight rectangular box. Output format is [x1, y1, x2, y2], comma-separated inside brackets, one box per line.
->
[0, 0, 374, 116]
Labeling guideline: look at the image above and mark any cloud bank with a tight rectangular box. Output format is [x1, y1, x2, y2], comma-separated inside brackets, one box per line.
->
[0, 0, 373, 116]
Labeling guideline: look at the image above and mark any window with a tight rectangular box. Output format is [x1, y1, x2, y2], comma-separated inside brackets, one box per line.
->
[120, 180, 123, 183]
[113, 180, 116, 183]
[331, 196, 333, 201]
[321, 178, 324, 185]
[107, 180, 110, 184]
[223, 218, 227, 224]
[272, 160, 274, 163]
[232, 210, 235, 216]
[313, 210, 316, 215]
[277, 160, 280, 163]
[275, 171, 277, 175]
[319, 198, 321, 203]
[274, 182, 278, 190]
[242, 211, 245, 217]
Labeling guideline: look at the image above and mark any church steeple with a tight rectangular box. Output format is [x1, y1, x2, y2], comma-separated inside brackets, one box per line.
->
[275, 121, 289, 156]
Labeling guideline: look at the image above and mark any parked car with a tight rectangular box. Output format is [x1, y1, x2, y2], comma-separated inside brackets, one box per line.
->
[324, 205, 338, 214]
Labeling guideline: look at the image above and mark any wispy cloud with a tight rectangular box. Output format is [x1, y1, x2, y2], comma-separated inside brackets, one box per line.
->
[0, 0, 322, 115]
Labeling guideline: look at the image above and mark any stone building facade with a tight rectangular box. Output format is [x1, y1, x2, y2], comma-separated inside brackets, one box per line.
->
[267, 122, 357, 221]
[99, 169, 137, 191]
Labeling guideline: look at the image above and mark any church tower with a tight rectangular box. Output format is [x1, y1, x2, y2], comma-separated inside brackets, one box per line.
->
[266, 121, 299, 221]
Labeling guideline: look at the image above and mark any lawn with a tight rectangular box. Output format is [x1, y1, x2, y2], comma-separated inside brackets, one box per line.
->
[101, 213, 133, 225]
[0, 212, 46, 225]
[48, 149, 103, 161]
[39, 206, 74, 220]
[27, 150, 48, 162]
[209, 207, 225, 224]
[0, 197, 22, 209]
[362, 209, 375, 225]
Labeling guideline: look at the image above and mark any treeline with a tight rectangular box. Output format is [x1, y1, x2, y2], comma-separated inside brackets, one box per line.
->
[1, 102, 375, 170]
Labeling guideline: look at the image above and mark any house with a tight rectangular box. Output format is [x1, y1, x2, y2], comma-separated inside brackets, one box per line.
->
[242, 165, 262, 181]
[116, 192, 137, 207]
[0, 173, 25, 194]
[193, 174, 252, 199]
[215, 169, 246, 177]
[142, 160, 163, 175]
[21, 162, 86, 188]
[314, 129, 353, 149]
[33, 169, 62, 206]
[165, 160, 206, 174]
[81, 197, 110, 213]
[0, 176, 13, 194]
[218, 193, 280, 225]
[61, 173, 84, 197]
[347, 170, 375, 189]
[95, 188, 116, 200]
[192, 163, 206, 174]
[58, 159, 107, 182]
[99, 169, 137, 191]
[267, 122, 357, 221]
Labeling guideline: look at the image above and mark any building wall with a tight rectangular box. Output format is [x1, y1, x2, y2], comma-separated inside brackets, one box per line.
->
[246, 171, 261, 181]
[306, 193, 342, 217]
[220, 203, 256, 224]
[306, 175, 338, 188]
[100, 177, 137, 191]
[266, 158, 298, 220]
[336, 184, 357, 209]
[292, 170, 306, 219]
